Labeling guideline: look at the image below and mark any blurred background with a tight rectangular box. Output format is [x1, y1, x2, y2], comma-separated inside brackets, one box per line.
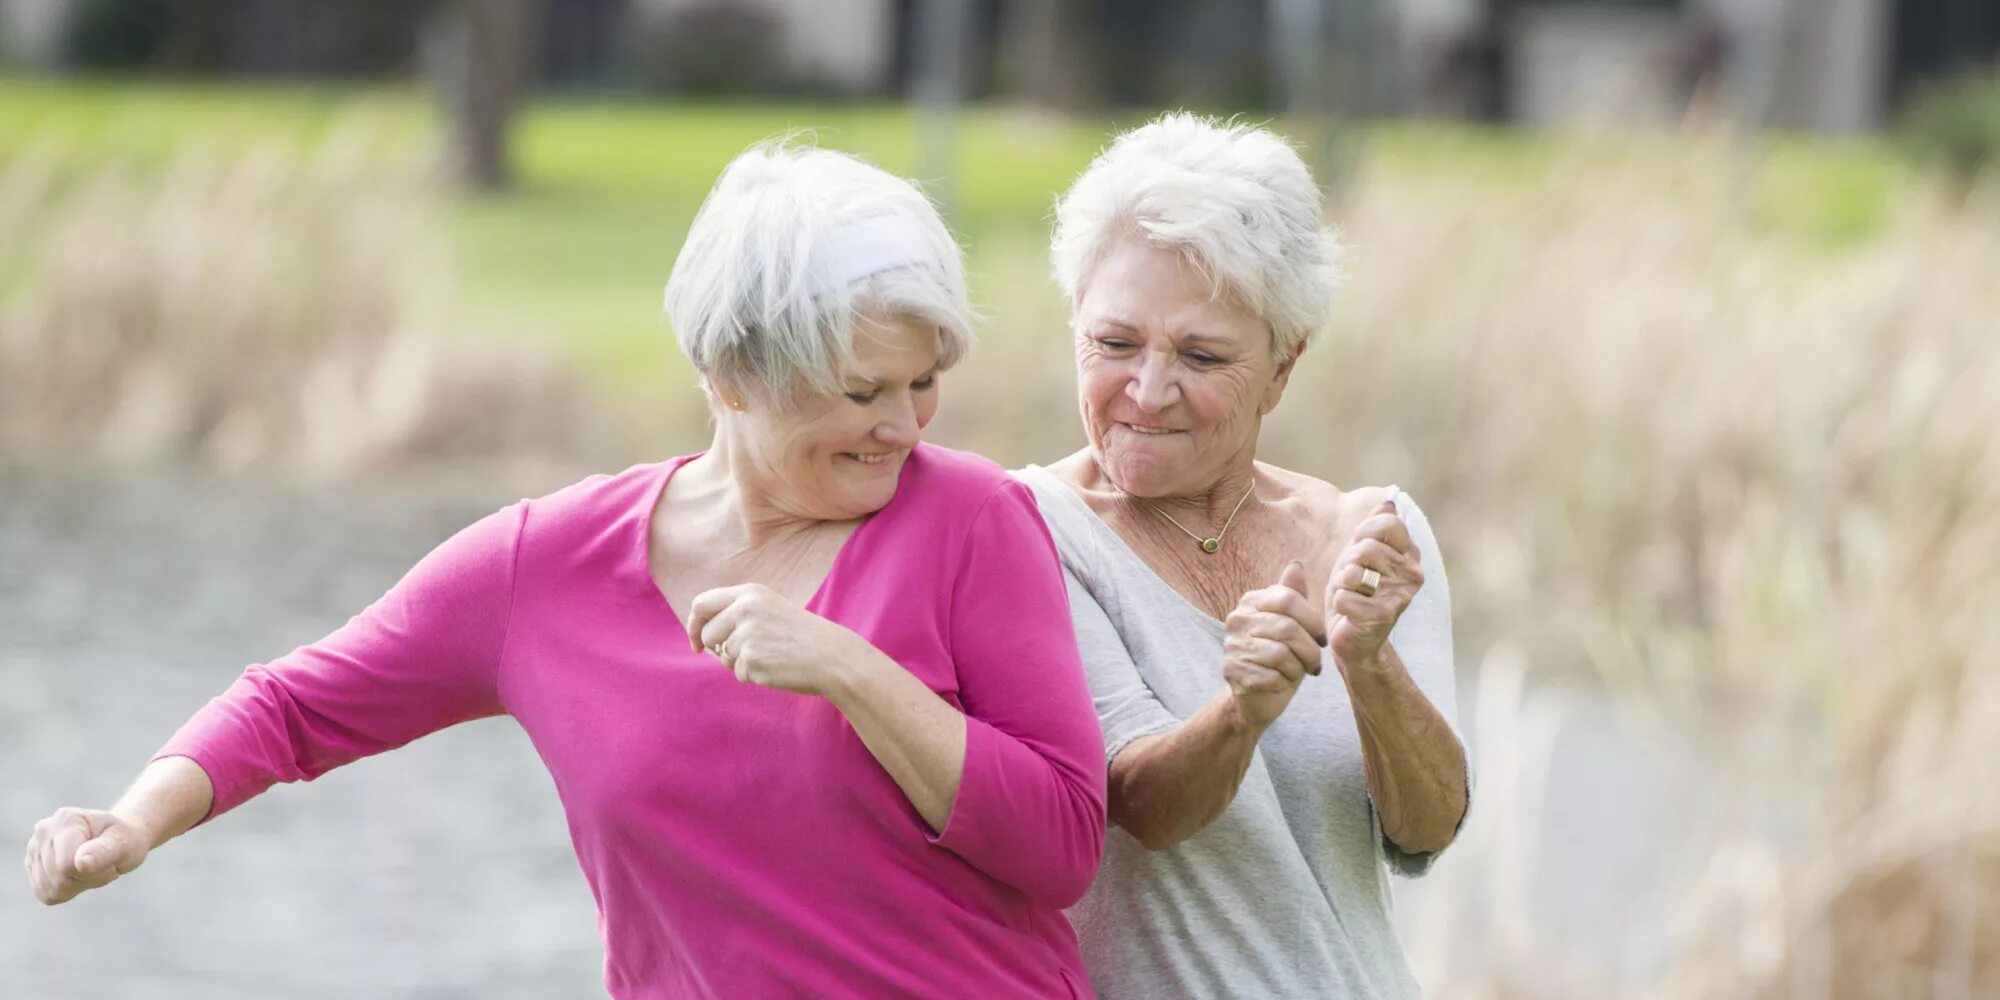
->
[2, 1, 1996, 997]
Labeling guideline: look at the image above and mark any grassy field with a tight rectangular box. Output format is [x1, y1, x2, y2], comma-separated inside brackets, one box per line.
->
[3, 76, 1993, 997]
[0, 76, 1903, 409]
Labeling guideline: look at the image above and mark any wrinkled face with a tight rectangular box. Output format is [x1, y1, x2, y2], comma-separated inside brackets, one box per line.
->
[1073, 239, 1295, 498]
[727, 313, 943, 521]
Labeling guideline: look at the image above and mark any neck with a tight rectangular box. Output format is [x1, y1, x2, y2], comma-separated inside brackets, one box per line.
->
[1093, 452, 1260, 530]
[687, 437, 840, 553]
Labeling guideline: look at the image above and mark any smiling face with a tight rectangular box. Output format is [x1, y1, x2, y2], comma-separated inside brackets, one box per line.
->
[725, 312, 943, 521]
[1073, 239, 1297, 499]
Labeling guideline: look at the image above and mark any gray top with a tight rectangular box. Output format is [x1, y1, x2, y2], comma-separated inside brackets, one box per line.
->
[1015, 465, 1468, 1000]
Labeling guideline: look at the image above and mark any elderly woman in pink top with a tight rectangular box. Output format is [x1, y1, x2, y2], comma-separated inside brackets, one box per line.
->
[22, 143, 1107, 998]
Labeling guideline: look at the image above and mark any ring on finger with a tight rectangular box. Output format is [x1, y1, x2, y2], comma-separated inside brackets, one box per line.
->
[1358, 567, 1382, 596]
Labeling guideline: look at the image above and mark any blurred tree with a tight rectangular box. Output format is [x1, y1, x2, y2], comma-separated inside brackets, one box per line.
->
[426, 0, 547, 192]
[61, 0, 171, 69]
[995, 0, 1088, 109]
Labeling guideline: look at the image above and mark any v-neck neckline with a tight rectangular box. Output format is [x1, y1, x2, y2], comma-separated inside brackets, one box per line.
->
[637, 452, 886, 638]
[1019, 464, 1229, 634]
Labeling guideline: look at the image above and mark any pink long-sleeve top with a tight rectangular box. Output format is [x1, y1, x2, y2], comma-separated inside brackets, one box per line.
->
[155, 444, 1108, 998]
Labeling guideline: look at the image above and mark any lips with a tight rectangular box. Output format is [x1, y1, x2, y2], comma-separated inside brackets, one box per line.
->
[842, 451, 899, 465]
[1119, 422, 1184, 436]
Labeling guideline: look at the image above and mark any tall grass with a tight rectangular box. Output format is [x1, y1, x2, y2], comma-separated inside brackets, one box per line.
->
[0, 114, 593, 477]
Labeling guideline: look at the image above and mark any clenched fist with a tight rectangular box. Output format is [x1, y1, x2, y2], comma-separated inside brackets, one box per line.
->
[24, 806, 150, 905]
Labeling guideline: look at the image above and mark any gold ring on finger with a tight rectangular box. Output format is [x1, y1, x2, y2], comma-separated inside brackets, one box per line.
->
[1358, 568, 1382, 596]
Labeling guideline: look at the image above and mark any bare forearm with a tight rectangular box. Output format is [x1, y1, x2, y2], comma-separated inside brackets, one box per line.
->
[1108, 691, 1263, 851]
[827, 651, 966, 834]
[111, 756, 215, 849]
[1343, 644, 1467, 854]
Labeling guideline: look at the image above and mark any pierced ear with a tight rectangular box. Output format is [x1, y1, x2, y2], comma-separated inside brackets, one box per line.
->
[703, 377, 749, 412]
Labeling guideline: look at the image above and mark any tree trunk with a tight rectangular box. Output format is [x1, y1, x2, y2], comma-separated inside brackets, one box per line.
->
[427, 0, 545, 193]
[996, 0, 1087, 110]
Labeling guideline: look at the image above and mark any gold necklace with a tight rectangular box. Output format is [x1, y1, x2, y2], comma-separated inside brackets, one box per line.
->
[1138, 481, 1257, 554]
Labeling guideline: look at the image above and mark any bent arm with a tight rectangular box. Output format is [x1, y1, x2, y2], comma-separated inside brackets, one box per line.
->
[1107, 691, 1262, 851]
[827, 651, 967, 834]
[921, 482, 1108, 908]
[1348, 496, 1470, 865]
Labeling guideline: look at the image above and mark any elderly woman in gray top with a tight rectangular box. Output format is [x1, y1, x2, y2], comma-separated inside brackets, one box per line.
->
[1014, 114, 1471, 998]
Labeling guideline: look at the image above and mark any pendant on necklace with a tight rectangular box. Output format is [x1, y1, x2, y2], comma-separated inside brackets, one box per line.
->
[1201, 538, 1220, 554]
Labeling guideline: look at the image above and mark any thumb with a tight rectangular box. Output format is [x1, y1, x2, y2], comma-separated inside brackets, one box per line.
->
[1277, 559, 1308, 595]
[74, 828, 138, 877]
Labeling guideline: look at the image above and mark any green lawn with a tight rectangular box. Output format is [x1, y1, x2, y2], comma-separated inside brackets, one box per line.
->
[0, 76, 1904, 403]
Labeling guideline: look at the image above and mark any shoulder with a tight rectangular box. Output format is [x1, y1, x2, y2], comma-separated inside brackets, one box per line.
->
[889, 444, 1045, 540]
[901, 441, 1013, 501]
[1260, 463, 1434, 547]
[1006, 453, 1106, 572]
[519, 458, 680, 536]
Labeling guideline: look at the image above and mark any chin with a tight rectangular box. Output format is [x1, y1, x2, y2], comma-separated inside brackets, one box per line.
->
[835, 472, 902, 517]
[1099, 445, 1181, 498]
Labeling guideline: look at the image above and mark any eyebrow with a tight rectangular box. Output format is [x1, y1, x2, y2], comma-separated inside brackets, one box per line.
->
[849, 365, 942, 389]
[1092, 319, 1228, 347]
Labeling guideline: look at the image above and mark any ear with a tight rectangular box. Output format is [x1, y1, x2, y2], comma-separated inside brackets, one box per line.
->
[1259, 339, 1306, 416]
[704, 376, 749, 413]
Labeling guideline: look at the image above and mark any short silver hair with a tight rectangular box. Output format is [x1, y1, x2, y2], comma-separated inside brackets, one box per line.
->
[1052, 113, 1342, 358]
[665, 140, 974, 404]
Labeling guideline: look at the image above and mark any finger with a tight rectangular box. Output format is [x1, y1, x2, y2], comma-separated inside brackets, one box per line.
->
[46, 812, 91, 879]
[74, 828, 134, 882]
[684, 585, 753, 653]
[1330, 588, 1386, 623]
[1277, 560, 1308, 595]
[1352, 517, 1416, 562]
[1334, 562, 1396, 596]
[1239, 613, 1326, 673]
[696, 601, 751, 656]
[26, 851, 48, 903]
[37, 835, 66, 901]
[1241, 636, 1306, 684]
[1335, 538, 1402, 577]
[1239, 586, 1324, 641]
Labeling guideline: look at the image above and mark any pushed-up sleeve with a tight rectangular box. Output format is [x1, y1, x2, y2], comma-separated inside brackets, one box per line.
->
[154, 502, 526, 822]
[931, 481, 1109, 908]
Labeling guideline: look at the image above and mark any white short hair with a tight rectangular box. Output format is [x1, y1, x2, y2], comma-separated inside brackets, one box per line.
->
[665, 141, 974, 404]
[1052, 113, 1342, 358]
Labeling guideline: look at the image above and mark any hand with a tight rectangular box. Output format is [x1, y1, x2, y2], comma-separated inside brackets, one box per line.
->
[1222, 561, 1326, 730]
[1326, 499, 1424, 673]
[686, 583, 873, 697]
[24, 806, 150, 905]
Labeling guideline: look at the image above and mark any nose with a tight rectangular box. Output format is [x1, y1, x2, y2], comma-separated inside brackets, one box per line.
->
[1126, 348, 1180, 414]
[873, 392, 922, 449]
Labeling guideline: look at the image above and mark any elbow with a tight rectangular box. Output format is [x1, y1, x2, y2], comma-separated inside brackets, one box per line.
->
[1386, 825, 1456, 857]
[1115, 801, 1221, 853]
[1384, 798, 1468, 857]
[1038, 857, 1101, 910]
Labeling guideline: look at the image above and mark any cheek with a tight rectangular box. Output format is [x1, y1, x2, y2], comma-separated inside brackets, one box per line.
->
[916, 392, 940, 430]
[1180, 374, 1254, 434]
[1076, 361, 1127, 416]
